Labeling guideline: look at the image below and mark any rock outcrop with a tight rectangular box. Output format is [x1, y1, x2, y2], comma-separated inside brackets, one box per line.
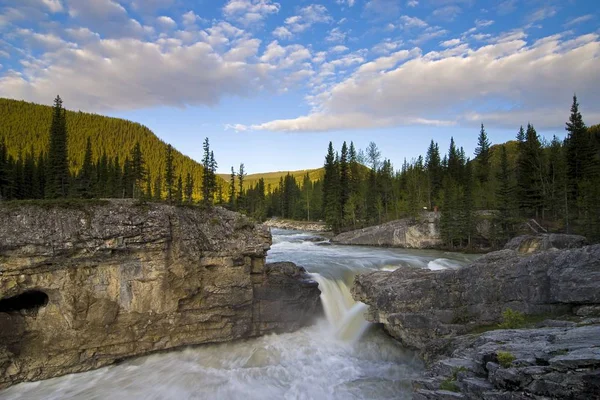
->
[504, 233, 588, 254]
[262, 218, 329, 233]
[331, 212, 442, 248]
[0, 200, 321, 389]
[352, 244, 599, 352]
[352, 240, 600, 399]
[413, 324, 600, 399]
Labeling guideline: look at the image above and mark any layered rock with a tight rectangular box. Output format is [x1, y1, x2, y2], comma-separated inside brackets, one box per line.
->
[504, 233, 588, 254]
[352, 243, 600, 352]
[0, 200, 320, 389]
[331, 212, 442, 248]
[262, 218, 328, 233]
[352, 238, 600, 399]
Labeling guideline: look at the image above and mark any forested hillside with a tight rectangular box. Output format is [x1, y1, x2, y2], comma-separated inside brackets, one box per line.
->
[218, 168, 324, 192]
[0, 97, 223, 199]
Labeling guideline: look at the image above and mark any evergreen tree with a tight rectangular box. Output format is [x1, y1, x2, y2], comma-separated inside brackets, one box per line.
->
[201, 138, 215, 205]
[474, 124, 491, 184]
[46, 95, 70, 198]
[145, 173, 153, 200]
[229, 166, 236, 209]
[154, 174, 163, 201]
[237, 163, 246, 211]
[339, 141, 349, 221]
[425, 140, 441, 209]
[176, 175, 183, 204]
[77, 137, 94, 198]
[496, 145, 515, 240]
[184, 172, 194, 203]
[322, 142, 341, 231]
[164, 144, 175, 203]
[130, 142, 145, 199]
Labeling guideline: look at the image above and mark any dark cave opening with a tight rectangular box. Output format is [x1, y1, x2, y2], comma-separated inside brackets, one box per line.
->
[0, 290, 49, 313]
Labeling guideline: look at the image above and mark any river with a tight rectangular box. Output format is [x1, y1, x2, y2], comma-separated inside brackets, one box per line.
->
[1, 228, 478, 400]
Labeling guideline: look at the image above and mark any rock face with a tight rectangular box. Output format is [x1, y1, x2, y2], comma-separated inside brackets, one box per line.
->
[332, 212, 442, 248]
[262, 218, 328, 233]
[504, 233, 588, 254]
[353, 244, 600, 352]
[0, 200, 321, 389]
[413, 324, 600, 399]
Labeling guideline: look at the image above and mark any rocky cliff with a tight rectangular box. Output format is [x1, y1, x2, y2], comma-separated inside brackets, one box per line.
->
[0, 200, 321, 389]
[331, 212, 443, 248]
[352, 236, 600, 399]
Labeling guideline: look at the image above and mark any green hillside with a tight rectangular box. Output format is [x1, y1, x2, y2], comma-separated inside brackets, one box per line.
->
[219, 168, 325, 192]
[0, 98, 224, 199]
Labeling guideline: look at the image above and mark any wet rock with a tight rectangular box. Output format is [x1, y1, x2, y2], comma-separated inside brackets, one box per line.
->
[0, 200, 321, 389]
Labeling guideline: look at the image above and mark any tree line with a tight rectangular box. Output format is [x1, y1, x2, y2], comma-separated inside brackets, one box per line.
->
[257, 96, 600, 245]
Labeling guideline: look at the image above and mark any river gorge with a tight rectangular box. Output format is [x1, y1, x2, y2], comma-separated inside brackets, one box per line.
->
[0, 227, 476, 400]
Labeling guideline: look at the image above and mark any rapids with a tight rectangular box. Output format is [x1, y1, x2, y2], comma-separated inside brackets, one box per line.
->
[1, 228, 477, 400]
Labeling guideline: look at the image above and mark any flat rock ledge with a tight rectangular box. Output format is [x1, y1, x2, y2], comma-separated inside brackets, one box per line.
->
[352, 236, 600, 399]
[0, 200, 321, 389]
[262, 218, 329, 233]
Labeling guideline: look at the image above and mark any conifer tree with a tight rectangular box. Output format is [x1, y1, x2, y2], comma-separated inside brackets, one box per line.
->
[201, 138, 215, 205]
[77, 137, 94, 198]
[474, 124, 491, 184]
[229, 166, 236, 209]
[164, 144, 175, 203]
[145, 173, 153, 200]
[496, 145, 515, 240]
[130, 142, 145, 199]
[176, 175, 183, 204]
[322, 142, 341, 231]
[46, 95, 70, 198]
[184, 172, 194, 203]
[154, 174, 163, 201]
[339, 141, 349, 221]
[237, 163, 246, 211]
[425, 140, 441, 209]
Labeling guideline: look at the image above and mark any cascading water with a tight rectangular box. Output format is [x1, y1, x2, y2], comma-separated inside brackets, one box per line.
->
[1, 228, 477, 400]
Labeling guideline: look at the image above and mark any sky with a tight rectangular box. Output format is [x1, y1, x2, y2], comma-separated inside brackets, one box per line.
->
[0, 0, 599, 173]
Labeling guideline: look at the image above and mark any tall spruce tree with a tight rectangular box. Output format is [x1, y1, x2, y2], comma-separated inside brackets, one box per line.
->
[237, 163, 246, 211]
[184, 172, 194, 203]
[130, 142, 145, 199]
[229, 166, 236, 209]
[46, 95, 70, 198]
[474, 124, 491, 184]
[339, 141, 349, 221]
[77, 137, 94, 198]
[201, 138, 215, 205]
[164, 144, 175, 203]
[496, 145, 515, 240]
[322, 142, 341, 231]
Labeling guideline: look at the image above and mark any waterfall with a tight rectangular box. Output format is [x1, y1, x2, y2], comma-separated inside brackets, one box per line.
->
[309, 273, 371, 342]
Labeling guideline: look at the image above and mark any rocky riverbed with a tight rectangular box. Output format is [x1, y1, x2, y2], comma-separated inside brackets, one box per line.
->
[352, 235, 600, 399]
[0, 200, 321, 389]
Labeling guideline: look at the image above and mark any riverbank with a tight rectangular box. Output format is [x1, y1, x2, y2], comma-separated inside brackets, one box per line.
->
[352, 235, 600, 399]
[262, 218, 330, 233]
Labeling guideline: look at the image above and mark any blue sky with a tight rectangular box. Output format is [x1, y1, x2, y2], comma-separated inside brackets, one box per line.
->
[0, 0, 599, 173]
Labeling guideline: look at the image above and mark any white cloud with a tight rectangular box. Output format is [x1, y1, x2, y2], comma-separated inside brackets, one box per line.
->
[223, 0, 280, 26]
[564, 14, 594, 28]
[182, 11, 200, 27]
[326, 27, 347, 42]
[65, 0, 152, 38]
[285, 4, 332, 33]
[246, 33, 600, 131]
[41, 0, 64, 13]
[329, 45, 349, 53]
[432, 5, 462, 22]
[272, 26, 293, 39]
[372, 39, 403, 54]
[364, 0, 401, 19]
[157, 16, 176, 29]
[440, 38, 460, 47]
[399, 15, 428, 29]
[407, 0, 418, 7]
[336, 0, 355, 6]
[528, 6, 557, 23]
[475, 19, 494, 28]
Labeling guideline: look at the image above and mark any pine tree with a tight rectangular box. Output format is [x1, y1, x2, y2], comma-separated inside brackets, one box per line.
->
[228, 166, 236, 209]
[184, 172, 194, 203]
[237, 163, 246, 211]
[496, 145, 515, 240]
[153, 174, 163, 201]
[164, 144, 175, 203]
[46, 95, 70, 198]
[322, 142, 341, 231]
[339, 141, 349, 221]
[474, 124, 491, 184]
[130, 142, 145, 199]
[77, 137, 94, 198]
[425, 140, 441, 209]
[176, 175, 183, 204]
[145, 172, 153, 200]
[201, 138, 214, 205]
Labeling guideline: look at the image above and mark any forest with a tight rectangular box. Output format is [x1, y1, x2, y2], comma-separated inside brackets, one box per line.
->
[1, 95, 599, 247]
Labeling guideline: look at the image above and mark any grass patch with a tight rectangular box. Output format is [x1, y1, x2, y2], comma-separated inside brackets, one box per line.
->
[497, 351, 516, 368]
[440, 378, 460, 392]
[498, 308, 526, 329]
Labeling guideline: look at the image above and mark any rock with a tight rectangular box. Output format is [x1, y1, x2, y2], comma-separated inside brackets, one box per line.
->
[0, 200, 321, 389]
[352, 244, 600, 352]
[415, 326, 600, 399]
[262, 218, 328, 233]
[504, 234, 588, 254]
[331, 212, 443, 248]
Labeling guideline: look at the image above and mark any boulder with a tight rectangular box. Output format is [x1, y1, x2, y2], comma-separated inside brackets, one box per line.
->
[331, 212, 442, 248]
[0, 200, 321, 389]
[352, 244, 600, 352]
[504, 234, 588, 254]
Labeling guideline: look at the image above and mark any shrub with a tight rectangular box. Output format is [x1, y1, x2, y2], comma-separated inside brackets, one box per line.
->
[497, 351, 516, 368]
[498, 308, 525, 329]
[440, 378, 460, 392]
